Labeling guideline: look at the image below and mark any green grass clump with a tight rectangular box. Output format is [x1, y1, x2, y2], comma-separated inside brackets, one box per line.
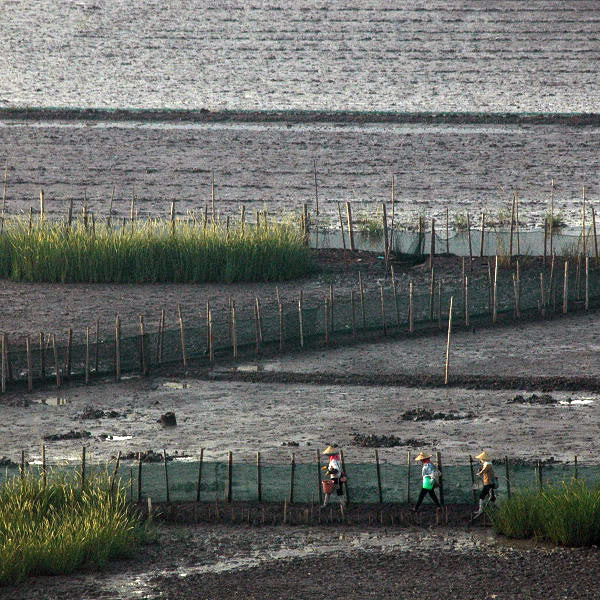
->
[0, 217, 315, 283]
[492, 480, 600, 546]
[0, 470, 148, 585]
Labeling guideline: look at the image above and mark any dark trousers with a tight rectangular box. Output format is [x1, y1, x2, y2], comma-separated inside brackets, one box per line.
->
[479, 483, 496, 501]
[415, 487, 441, 509]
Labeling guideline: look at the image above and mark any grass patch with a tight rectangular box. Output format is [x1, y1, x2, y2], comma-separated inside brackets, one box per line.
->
[0, 217, 315, 283]
[0, 470, 148, 585]
[492, 479, 600, 546]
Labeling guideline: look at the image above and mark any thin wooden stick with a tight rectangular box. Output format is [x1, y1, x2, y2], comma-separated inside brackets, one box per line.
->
[429, 217, 435, 270]
[81, 446, 86, 491]
[137, 452, 143, 502]
[409, 281, 414, 333]
[289, 453, 296, 504]
[177, 304, 187, 372]
[593, 206, 599, 266]
[406, 450, 411, 504]
[480, 212, 485, 257]
[42, 444, 46, 488]
[391, 266, 400, 325]
[110, 450, 121, 495]
[231, 300, 238, 358]
[539, 272, 546, 317]
[549, 179, 554, 258]
[346, 202, 355, 251]
[337, 202, 346, 252]
[444, 296, 453, 385]
[324, 297, 330, 344]
[85, 327, 90, 384]
[350, 290, 357, 338]
[65, 328, 72, 379]
[208, 308, 214, 361]
[257, 451, 262, 502]
[1, 161, 7, 234]
[466, 212, 473, 270]
[227, 451, 233, 503]
[358, 272, 366, 328]
[465, 276, 469, 327]
[115, 315, 121, 381]
[163, 449, 170, 504]
[563, 260, 569, 314]
[52, 334, 61, 388]
[375, 449, 383, 504]
[39, 332, 46, 381]
[509, 193, 515, 260]
[585, 256, 589, 311]
[94, 318, 99, 374]
[25, 335, 32, 392]
[298, 291, 304, 348]
[446, 206, 450, 255]
[380, 286, 387, 335]
[492, 256, 498, 324]
[316, 450, 322, 506]
[139, 316, 147, 375]
[278, 301, 283, 352]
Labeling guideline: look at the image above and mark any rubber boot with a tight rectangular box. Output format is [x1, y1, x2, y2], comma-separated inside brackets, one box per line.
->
[474, 499, 484, 516]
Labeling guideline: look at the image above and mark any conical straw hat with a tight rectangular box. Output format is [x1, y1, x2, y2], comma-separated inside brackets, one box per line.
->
[475, 451, 490, 461]
[414, 452, 432, 461]
[322, 445, 338, 455]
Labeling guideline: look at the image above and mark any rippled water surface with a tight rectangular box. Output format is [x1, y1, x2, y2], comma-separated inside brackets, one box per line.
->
[1, 1, 599, 112]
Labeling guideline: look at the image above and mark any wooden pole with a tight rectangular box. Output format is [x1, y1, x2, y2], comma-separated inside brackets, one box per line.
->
[134, 315, 145, 376]
[446, 206, 450, 255]
[84, 327, 90, 384]
[255, 297, 263, 345]
[81, 446, 86, 491]
[1, 161, 7, 234]
[549, 179, 554, 258]
[52, 334, 61, 388]
[469, 455, 477, 504]
[316, 450, 322, 506]
[593, 206, 599, 266]
[543, 214, 548, 267]
[585, 256, 589, 311]
[177, 304, 187, 372]
[65, 328, 72, 379]
[227, 451, 233, 503]
[429, 217, 435, 270]
[409, 281, 414, 333]
[39, 189, 45, 221]
[582, 186, 587, 258]
[196, 448, 204, 502]
[436, 451, 445, 506]
[231, 300, 238, 358]
[406, 450, 411, 505]
[466, 212, 473, 270]
[346, 202, 355, 251]
[42, 444, 46, 489]
[391, 266, 400, 326]
[257, 451, 262, 502]
[429, 266, 435, 322]
[115, 315, 121, 381]
[278, 302, 283, 352]
[492, 256, 498, 324]
[358, 272, 366, 329]
[337, 202, 346, 252]
[444, 296, 453, 385]
[438, 279, 443, 330]
[515, 190, 520, 256]
[539, 272, 546, 317]
[505, 456, 511, 499]
[509, 193, 515, 260]
[324, 297, 330, 345]
[39, 332, 46, 381]
[379, 286, 387, 335]
[163, 449, 170, 504]
[137, 452, 143, 502]
[329, 284, 334, 333]
[313, 159, 319, 217]
[340, 449, 349, 505]
[298, 291, 304, 348]
[563, 260, 569, 314]
[208, 308, 214, 362]
[94, 318, 99, 374]
[289, 453, 296, 504]
[156, 309, 165, 363]
[24, 335, 32, 392]
[375, 449, 383, 504]
[350, 290, 357, 338]
[383, 203, 390, 266]
[465, 276, 469, 327]
[480, 212, 485, 257]
[1, 334, 5, 393]
[512, 274, 520, 319]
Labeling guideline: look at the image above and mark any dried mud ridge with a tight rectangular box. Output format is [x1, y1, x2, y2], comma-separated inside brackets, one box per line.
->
[3, 107, 600, 126]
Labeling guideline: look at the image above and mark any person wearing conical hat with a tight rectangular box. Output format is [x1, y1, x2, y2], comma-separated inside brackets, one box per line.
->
[321, 445, 346, 507]
[412, 452, 441, 513]
[474, 451, 496, 516]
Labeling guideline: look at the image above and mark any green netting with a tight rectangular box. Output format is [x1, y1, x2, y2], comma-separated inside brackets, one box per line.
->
[2, 461, 598, 505]
[1, 256, 599, 388]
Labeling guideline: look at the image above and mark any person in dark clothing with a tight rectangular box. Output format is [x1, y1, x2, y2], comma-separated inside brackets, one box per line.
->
[412, 451, 441, 512]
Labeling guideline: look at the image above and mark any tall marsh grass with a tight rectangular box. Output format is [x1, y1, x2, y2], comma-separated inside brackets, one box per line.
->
[0, 217, 315, 283]
[492, 480, 600, 546]
[0, 470, 147, 585]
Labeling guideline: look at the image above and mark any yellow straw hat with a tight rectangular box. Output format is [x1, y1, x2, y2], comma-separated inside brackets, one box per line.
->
[322, 445, 338, 455]
[475, 451, 490, 461]
[414, 452, 432, 461]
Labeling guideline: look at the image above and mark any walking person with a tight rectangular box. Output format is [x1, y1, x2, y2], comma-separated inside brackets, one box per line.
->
[412, 451, 441, 512]
[321, 445, 346, 507]
[474, 451, 496, 516]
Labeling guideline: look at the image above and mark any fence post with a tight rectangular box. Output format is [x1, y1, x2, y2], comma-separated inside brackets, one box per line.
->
[436, 451, 445, 506]
[375, 449, 383, 504]
[196, 448, 204, 502]
[227, 451, 233, 503]
[340, 449, 349, 506]
[345, 202, 355, 251]
[316, 450, 322, 506]
[444, 296, 453, 385]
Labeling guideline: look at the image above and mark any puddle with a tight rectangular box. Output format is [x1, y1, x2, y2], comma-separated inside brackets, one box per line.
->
[163, 382, 188, 390]
[34, 396, 69, 406]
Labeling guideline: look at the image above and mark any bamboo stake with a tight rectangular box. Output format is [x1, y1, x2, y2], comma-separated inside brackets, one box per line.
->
[446, 206, 450, 255]
[543, 203, 548, 267]
[550, 253, 556, 313]
[391, 266, 400, 325]
[1, 161, 7, 234]
[94, 318, 99, 374]
[298, 291, 304, 348]
[39, 332, 46, 380]
[383, 203, 390, 267]
[289, 453, 296, 504]
[465, 276, 469, 327]
[438, 279, 443, 330]
[563, 261, 569, 314]
[593, 206, 599, 266]
[81, 446, 86, 491]
[505, 456, 511, 499]
[26, 335, 32, 392]
[585, 256, 589, 311]
[582, 186, 587, 258]
[509, 193, 515, 260]
[429, 266, 435, 322]
[110, 451, 121, 495]
[39, 189, 44, 221]
[329, 284, 334, 333]
[115, 315, 121, 381]
[436, 451, 445, 506]
[466, 212, 473, 270]
[515, 190, 520, 256]
[406, 450, 411, 504]
[84, 327, 90, 384]
[177, 304, 187, 372]
[137, 452, 143, 502]
[444, 296, 453, 384]
[257, 451, 262, 502]
[255, 297, 263, 345]
[409, 281, 414, 333]
[163, 449, 170, 504]
[375, 449, 383, 504]
[42, 444, 46, 488]
[52, 334, 61, 388]
[65, 328, 72, 379]
[337, 202, 346, 252]
[231, 300, 238, 358]
[324, 297, 330, 344]
[196, 448, 204, 502]
[157, 309, 165, 363]
[139, 316, 146, 376]
[539, 272, 546, 317]
[480, 212, 485, 257]
[429, 217, 435, 270]
[278, 302, 283, 352]
[208, 308, 214, 361]
[350, 290, 357, 338]
[549, 179, 554, 258]
[380, 287, 387, 335]
[358, 272, 366, 328]
[492, 256, 498, 324]
[316, 450, 322, 506]
[346, 202, 355, 251]
[227, 451, 233, 503]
